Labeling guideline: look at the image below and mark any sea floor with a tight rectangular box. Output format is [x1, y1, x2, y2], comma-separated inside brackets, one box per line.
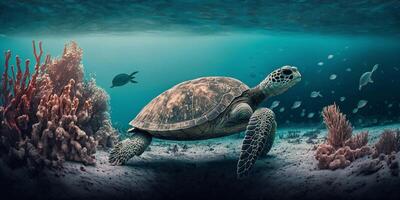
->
[1, 123, 400, 200]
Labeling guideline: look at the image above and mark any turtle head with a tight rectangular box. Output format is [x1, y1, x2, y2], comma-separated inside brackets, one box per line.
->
[259, 65, 301, 96]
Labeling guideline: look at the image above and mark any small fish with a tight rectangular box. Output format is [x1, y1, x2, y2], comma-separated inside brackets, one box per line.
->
[111, 71, 139, 88]
[291, 101, 302, 109]
[270, 101, 280, 109]
[328, 54, 334, 59]
[331, 90, 335, 94]
[300, 112, 306, 117]
[359, 64, 378, 91]
[342, 58, 347, 62]
[310, 91, 323, 98]
[352, 108, 358, 114]
[346, 68, 352, 72]
[307, 113, 315, 118]
[279, 107, 285, 112]
[340, 96, 346, 102]
[329, 74, 337, 80]
[317, 62, 324, 66]
[388, 104, 393, 108]
[394, 67, 399, 71]
[357, 100, 368, 109]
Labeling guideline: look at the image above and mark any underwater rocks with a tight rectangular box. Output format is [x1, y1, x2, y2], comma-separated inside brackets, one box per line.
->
[277, 129, 321, 145]
[356, 151, 399, 177]
[0, 41, 118, 169]
[279, 130, 301, 139]
[315, 104, 371, 170]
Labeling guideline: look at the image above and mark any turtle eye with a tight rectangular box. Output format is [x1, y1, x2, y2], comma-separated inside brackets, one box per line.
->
[282, 69, 292, 75]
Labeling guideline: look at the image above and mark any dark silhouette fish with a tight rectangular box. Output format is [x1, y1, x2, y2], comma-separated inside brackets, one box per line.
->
[111, 71, 138, 88]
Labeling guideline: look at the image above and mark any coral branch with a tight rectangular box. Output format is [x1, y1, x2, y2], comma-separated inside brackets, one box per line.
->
[322, 104, 352, 149]
[315, 104, 371, 170]
[33, 40, 43, 65]
[372, 129, 400, 157]
[345, 131, 369, 150]
[1, 50, 11, 104]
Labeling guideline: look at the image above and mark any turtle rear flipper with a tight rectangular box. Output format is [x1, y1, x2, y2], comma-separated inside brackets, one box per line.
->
[237, 108, 276, 179]
[109, 131, 152, 165]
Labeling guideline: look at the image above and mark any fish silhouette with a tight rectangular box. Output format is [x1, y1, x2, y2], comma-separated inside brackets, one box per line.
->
[111, 71, 138, 88]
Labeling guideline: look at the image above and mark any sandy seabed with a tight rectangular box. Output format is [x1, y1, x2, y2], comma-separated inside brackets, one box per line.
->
[1, 123, 400, 200]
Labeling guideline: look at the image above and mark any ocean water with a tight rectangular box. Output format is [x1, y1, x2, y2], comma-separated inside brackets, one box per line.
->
[2, 1, 400, 200]
[1, 34, 400, 130]
[1, 1, 400, 130]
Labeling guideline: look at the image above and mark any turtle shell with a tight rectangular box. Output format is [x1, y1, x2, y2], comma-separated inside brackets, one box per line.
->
[130, 77, 249, 131]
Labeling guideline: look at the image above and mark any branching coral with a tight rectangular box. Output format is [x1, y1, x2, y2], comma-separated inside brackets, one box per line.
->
[369, 129, 400, 176]
[372, 129, 400, 157]
[0, 41, 117, 169]
[315, 104, 371, 170]
[345, 131, 369, 150]
[322, 104, 352, 149]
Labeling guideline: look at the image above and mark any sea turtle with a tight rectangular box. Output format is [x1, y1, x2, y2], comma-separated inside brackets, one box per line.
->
[359, 64, 378, 91]
[111, 71, 138, 88]
[109, 66, 301, 178]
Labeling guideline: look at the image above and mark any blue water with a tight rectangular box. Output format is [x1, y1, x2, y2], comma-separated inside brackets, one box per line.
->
[1, 33, 399, 129]
[1, 0, 400, 130]
[2, 2, 400, 200]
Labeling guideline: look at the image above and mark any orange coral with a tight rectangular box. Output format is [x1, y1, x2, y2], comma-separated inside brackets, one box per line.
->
[315, 104, 371, 170]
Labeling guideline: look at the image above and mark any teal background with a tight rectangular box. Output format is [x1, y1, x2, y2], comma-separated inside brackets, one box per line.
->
[1, 33, 400, 128]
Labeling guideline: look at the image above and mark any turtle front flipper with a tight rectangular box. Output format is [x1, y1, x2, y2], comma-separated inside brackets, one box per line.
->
[109, 131, 152, 165]
[237, 108, 276, 179]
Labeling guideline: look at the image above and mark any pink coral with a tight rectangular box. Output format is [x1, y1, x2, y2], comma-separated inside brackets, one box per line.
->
[345, 131, 369, 150]
[1, 41, 117, 168]
[372, 129, 400, 157]
[47, 41, 84, 93]
[322, 104, 352, 149]
[315, 104, 371, 170]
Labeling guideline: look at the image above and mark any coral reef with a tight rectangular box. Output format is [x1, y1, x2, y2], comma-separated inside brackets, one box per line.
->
[315, 104, 371, 170]
[0, 41, 117, 169]
[81, 78, 118, 149]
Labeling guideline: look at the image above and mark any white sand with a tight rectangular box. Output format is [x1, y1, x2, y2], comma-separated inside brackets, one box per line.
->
[1, 123, 400, 200]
